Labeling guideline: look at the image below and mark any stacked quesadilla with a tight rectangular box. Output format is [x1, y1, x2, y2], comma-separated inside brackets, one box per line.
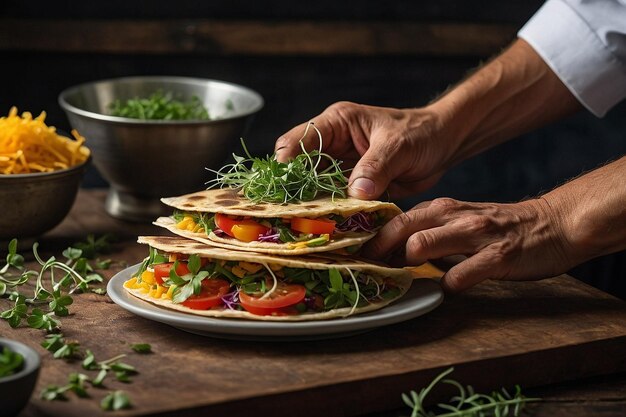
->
[124, 236, 413, 320]
[155, 188, 402, 255]
[123, 153, 413, 320]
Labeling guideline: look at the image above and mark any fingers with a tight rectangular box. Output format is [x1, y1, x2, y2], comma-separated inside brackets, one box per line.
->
[275, 119, 333, 163]
[363, 204, 442, 260]
[440, 251, 498, 293]
[274, 101, 360, 163]
[347, 131, 407, 200]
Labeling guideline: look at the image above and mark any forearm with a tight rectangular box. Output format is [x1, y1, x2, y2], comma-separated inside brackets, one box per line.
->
[430, 39, 582, 167]
[541, 156, 626, 265]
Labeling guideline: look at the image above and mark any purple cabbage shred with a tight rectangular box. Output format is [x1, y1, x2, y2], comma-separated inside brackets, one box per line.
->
[258, 228, 281, 243]
[221, 289, 240, 310]
[336, 212, 376, 233]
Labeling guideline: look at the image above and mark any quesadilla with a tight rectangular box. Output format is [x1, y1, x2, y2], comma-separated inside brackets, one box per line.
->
[123, 236, 413, 321]
[156, 188, 401, 255]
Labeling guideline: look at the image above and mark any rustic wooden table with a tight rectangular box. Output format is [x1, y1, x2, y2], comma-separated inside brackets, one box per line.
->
[3, 189, 626, 417]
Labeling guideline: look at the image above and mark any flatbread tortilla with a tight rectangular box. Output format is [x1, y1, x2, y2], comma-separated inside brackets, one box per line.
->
[158, 188, 402, 255]
[155, 216, 374, 255]
[124, 236, 413, 321]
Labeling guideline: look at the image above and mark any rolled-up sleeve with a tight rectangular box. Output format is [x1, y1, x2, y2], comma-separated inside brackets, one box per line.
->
[518, 0, 626, 117]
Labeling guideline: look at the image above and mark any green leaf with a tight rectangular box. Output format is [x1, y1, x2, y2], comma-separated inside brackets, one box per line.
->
[41, 385, 68, 401]
[42, 334, 64, 351]
[8, 238, 17, 255]
[62, 247, 83, 261]
[172, 283, 194, 304]
[92, 368, 108, 387]
[27, 309, 60, 331]
[95, 259, 112, 269]
[130, 343, 152, 354]
[101, 390, 132, 411]
[110, 362, 136, 373]
[68, 373, 91, 398]
[187, 254, 201, 275]
[82, 349, 97, 370]
[328, 269, 343, 291]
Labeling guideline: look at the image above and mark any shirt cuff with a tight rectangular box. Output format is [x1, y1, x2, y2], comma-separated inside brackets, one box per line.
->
[518, 0, 626, 117]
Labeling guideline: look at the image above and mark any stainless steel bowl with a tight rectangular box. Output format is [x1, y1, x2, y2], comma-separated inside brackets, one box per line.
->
[58, 76, 264, 222]
[0, 159, 88, 240]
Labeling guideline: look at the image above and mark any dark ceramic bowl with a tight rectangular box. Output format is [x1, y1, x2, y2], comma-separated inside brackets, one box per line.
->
[0, 338, 41, 417]
[0, 157, 89, 240]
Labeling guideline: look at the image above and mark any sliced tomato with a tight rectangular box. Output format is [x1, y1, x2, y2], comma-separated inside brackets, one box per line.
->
[215, 213, 269, 242]
[153, 262, 190, 285]
[181, 278, 231, 310]
[239, 282, 306, 316]
[291, 217, 336, 235]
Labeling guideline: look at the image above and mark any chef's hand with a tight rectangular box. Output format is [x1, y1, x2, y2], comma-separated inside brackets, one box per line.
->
[275, 102, 449, 200]
[275, 39, 580, 201]
[364, 156, 626, 293]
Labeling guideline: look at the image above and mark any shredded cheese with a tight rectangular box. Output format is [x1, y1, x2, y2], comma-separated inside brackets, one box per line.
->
[0, 106, 90, 174]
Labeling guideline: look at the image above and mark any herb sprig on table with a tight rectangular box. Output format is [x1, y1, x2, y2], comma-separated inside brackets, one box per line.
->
[207, 122, 348, 203]
[0, 236, 139, 411]
[403, 367, 539, 417]
[109, 91, 210, 121]
[0, 238, 108, 329]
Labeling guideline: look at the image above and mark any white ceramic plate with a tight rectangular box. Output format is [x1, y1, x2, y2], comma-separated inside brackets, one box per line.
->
[107, 264, 444, 341]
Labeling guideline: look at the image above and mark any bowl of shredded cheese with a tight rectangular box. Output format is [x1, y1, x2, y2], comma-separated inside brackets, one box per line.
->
[0, 107, 90, 239]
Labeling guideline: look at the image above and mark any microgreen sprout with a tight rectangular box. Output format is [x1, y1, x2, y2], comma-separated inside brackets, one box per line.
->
[82, 350, 137, 385]
[41, 333, 81, 359]
[402, 367, 540, 417]
[207, 122, 348, 203]
[41, 372, 92, 400]
[0, 238, 111, 330]
[1, 236, 141, 412]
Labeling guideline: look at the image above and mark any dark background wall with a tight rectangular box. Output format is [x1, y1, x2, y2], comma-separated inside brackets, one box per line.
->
[1, 1, 624, 297]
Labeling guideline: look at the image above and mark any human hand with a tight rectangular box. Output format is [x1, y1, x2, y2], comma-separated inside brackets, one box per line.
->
[275, 102, 453, 200]
[363, 197, 576, 293]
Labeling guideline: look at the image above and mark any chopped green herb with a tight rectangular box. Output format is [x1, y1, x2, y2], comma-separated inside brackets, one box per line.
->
[41, 372, 92, 401]
[41, 334, 81, 359]
[130, 343, 152, 354]
[101, 390, 132, 411]
[109, 90, 210, 121]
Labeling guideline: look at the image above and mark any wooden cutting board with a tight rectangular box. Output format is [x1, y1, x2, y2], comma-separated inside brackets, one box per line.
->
[11, 262, 626, 417]
[5, 190, 626, 417]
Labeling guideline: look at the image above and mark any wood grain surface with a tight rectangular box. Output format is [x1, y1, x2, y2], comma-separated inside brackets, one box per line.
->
[0, 19, 515, 56]
[3, 190, 626, 417]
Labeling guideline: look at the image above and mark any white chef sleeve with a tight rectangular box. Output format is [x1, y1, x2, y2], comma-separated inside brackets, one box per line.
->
[518, 0, 626, 117]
